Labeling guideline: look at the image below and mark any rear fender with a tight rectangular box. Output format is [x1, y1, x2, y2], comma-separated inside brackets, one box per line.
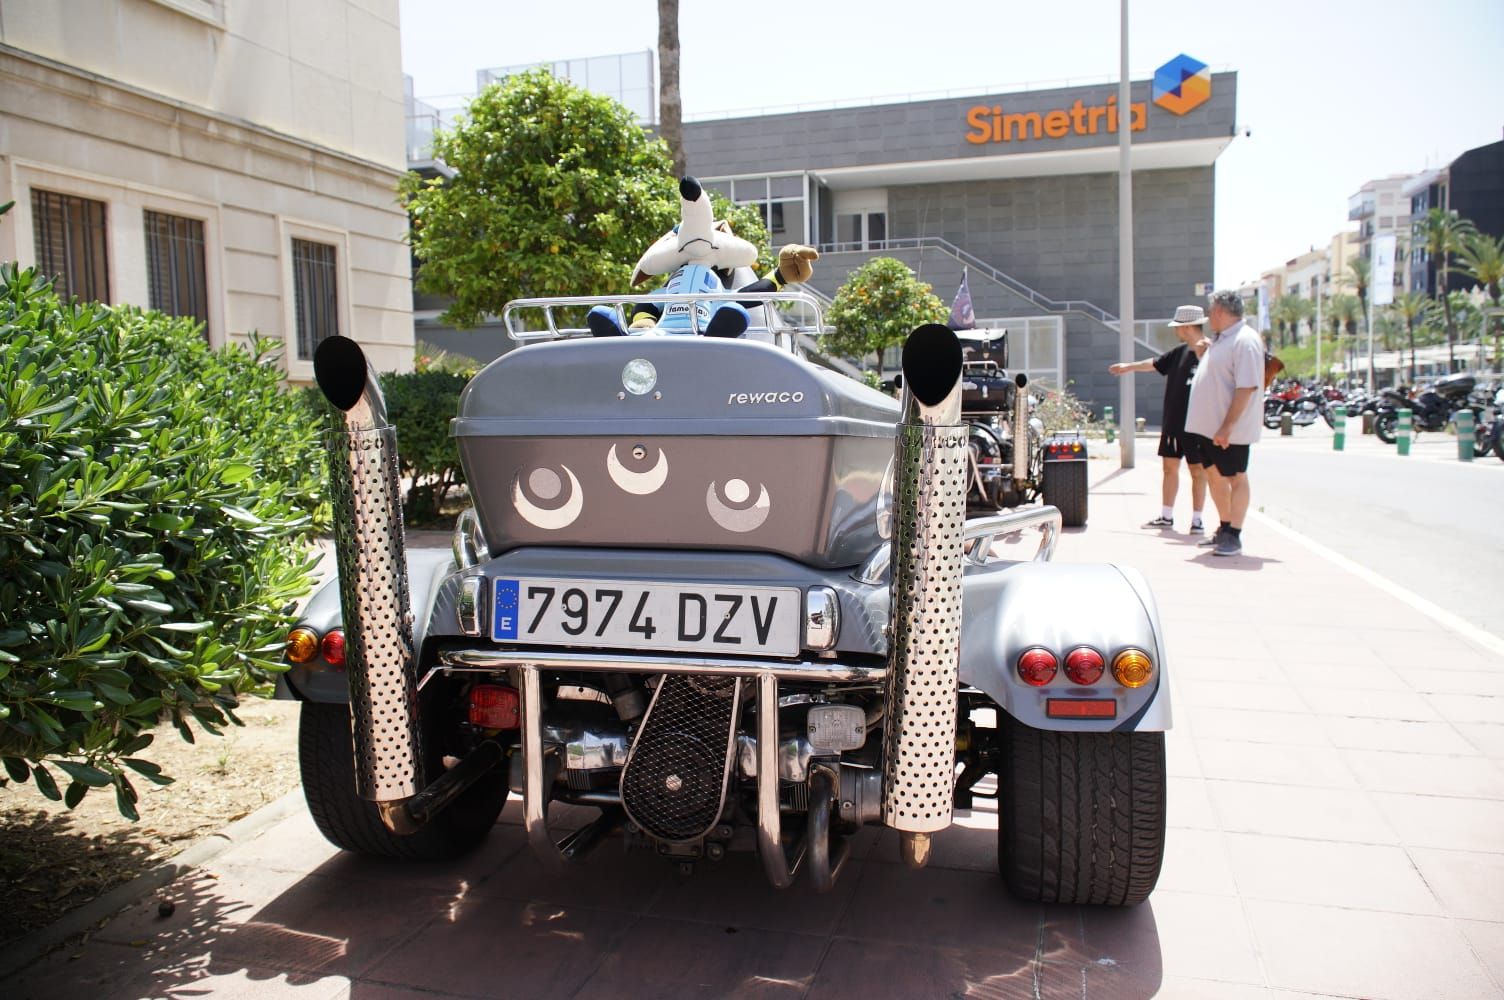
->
[1041, 432, 1088, 463]
[959, 560, 1170, 732]
[279, 547, 457, 703]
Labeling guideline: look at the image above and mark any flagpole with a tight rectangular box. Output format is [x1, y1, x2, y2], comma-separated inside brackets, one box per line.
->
[1117, 0, 1136, 469]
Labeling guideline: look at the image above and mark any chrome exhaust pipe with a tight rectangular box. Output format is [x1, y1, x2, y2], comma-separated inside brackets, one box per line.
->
[1012, 372, 1030, 484]
[313, 337, 423, 826]
[881, 324, 966, 868]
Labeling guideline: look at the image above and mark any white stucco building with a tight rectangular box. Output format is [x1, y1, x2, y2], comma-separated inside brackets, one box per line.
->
[0, 0, 414, 379]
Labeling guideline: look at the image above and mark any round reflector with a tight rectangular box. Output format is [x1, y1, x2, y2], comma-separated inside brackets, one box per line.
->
[286, 627, 319, 663]
[1113, 648, 1153, 688]
[320, 628, 346, 667]
[1017, 647, 1058, 686]
[1063, 646, 1105, 686]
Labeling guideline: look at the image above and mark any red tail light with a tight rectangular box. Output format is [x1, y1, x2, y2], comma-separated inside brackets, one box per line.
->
[319, 629, 346, 668]
[1063, 646, 1105, 686]
[468, 684, 520, 730]
[1017, 647, 1058, 686]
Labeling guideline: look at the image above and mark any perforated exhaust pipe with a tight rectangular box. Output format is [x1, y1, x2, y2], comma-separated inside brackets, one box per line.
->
[881, 324, 966, 869]
[313, 337, 423, 828]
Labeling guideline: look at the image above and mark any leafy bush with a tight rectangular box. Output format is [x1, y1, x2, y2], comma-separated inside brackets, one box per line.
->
[0, 265, 323, 815]
[1032, 381, 1095, 437]
[824, 257, 948, 372]
[382, 368, 473, 525]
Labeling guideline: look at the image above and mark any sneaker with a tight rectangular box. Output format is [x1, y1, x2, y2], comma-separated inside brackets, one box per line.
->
[1213, 532, 1243, 557]
[1188, 521, 1206, 534]
[1142, 516, 1175, 529]
[1197, 527, 1223, 547]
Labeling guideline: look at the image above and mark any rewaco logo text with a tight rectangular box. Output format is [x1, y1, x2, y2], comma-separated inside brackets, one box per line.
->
[727, 391, 805, 405]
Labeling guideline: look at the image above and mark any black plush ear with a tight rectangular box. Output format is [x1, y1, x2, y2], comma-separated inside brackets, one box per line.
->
[679, 176, 702, 201]
[313, 336, 368, 412]
[901, 324, 963, 407]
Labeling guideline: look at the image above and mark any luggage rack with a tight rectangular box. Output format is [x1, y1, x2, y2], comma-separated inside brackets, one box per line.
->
[501, 291, 827, 348]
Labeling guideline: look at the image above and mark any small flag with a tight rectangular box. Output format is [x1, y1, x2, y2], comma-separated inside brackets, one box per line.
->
[949, 268, 975, 331]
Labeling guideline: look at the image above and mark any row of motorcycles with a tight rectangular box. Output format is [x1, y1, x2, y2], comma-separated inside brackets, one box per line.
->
[1263, 373, 1504, 459]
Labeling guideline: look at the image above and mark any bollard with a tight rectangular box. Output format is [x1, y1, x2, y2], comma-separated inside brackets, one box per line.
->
[1105, 405, 1115, 444]
[1397, 409, 1412, 456]
[1135, 416, 1146, 433]
[1456, 409, 1475, 462]
[1333, 405, 1346, 451]
[1280, 412, 1293, 436]
[1363, 412, 1375, 435]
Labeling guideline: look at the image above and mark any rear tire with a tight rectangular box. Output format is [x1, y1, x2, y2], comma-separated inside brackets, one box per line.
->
[1041, 461, 1088, 527]
[299, 699, 507, 861]
[1374, 412, 1398, 444]
[997, 718, 1166, 906]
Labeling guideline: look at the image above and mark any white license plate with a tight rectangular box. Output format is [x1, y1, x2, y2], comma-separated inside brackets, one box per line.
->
[491, 577, 802, 657]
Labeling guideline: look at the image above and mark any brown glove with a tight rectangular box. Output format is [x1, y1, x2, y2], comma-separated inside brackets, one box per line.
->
[776, 244, 819, 285]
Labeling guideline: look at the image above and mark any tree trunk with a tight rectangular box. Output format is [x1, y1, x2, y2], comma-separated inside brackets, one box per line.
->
[1407, 319, 1417, 384]
[1440, 262, 1457, 372]
[657, 0, 686, 177]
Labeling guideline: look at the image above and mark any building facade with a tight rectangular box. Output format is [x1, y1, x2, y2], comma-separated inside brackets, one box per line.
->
[1347, 174, 1413, 299]
[679, 64, 1238, 421]
[0, 0, 414, 380]
[1406, 138, 1504, 297]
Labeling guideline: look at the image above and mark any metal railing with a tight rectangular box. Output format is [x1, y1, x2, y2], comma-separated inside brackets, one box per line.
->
[501, 291, 826, 343]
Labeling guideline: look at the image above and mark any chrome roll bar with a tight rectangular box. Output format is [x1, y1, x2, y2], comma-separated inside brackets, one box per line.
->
[500, 290, 826, 343]
[854, 505, 1063, 586]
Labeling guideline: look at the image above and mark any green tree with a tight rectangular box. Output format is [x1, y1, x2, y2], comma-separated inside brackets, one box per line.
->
[824, 258, 948, 374]
[400, 70, 680, 329]
[1393, 291, 1432, 383]
[1418, 208, 1478, 371]
[1457, 231, 1504, 368]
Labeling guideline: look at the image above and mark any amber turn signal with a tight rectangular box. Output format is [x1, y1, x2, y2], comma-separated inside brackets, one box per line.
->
[1112, 648, 1153, 688]
[286, 627, 319, 663]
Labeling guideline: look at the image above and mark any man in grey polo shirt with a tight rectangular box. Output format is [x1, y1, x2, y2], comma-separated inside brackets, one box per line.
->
[1184, 289, 1265, 557]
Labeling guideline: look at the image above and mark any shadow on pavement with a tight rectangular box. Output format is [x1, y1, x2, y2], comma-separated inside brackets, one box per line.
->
[12, 811, 1168, 999]
[1189, 552, 1283, 570]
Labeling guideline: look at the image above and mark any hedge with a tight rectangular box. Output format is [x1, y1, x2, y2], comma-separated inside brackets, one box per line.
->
[0, 264, 325, 815]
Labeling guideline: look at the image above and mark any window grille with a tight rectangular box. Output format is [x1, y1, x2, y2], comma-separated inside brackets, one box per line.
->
[31, 189, 109, 303]
[291, 238, 339, 360]
[144, 210, 209, 335]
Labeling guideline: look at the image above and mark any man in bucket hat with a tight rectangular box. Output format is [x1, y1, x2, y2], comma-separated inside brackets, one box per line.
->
[1109, 304, 1210, 533]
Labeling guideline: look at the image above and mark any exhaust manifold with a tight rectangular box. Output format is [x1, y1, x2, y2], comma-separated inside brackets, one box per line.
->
[313, 337, 423, 828]
[881, 324, 967, 868]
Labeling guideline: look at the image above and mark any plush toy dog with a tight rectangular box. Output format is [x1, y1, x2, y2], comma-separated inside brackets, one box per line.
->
[587, 176, 819, 339]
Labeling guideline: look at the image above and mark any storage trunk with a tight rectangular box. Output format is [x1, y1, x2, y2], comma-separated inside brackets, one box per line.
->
[453, 337, 899, 569]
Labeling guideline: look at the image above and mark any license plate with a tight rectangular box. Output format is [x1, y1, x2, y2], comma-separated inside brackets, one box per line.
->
[491, 577, 802, 657]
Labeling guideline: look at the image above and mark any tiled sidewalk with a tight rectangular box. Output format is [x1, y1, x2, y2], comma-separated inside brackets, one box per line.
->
[8, 459, 1504, 999]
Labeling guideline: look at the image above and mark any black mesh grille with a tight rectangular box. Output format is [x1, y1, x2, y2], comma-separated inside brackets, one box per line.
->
[621, 675, 740, 842]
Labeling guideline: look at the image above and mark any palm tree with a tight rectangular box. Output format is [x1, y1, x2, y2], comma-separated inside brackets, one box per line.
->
[1457, 231, 1504, 369]
[1346, 255, 1374, 384]
[1394, 291, 1431, 383]
[657, 0, 685, 176]
[1271, 294, 1301, 347]
[1418, 208, 1478, 371]
[1331, 294, 1362, 381]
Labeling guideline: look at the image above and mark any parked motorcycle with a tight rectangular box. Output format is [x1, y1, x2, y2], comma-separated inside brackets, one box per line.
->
[1373, 373, 1484, 445]
[1263, 385, 1337, 430]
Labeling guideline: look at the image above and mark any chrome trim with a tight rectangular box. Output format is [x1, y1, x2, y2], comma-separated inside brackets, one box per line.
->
[502, 291, 826, 343]
[452, 508, 488, 570]
[757, 671, 805, 889]
[457, 577, 484, 637]
[804, 586, 839, 651]
[855, 506, 1062, 585]
[519, 664, 568, 870]
[435, 648, 885, 684]
[808, 764, 850, 894]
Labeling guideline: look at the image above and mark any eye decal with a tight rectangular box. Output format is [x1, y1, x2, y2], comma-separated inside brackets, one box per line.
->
[705, 478, 771, 533]
[606, 444, 668, 495]
[512, 465, 583, 530]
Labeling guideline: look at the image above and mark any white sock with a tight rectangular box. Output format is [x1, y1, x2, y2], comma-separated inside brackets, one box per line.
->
[1191, 509, 1205, 526]
[1161, 505, 1174, 520]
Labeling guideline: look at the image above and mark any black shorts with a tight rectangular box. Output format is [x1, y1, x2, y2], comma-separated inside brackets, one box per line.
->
[1185, 433, 1250, 476]
[1158, 430, 1203, 463]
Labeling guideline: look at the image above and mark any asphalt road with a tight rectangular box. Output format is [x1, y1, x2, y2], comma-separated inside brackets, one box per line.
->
[1246, 424, 1504, 641]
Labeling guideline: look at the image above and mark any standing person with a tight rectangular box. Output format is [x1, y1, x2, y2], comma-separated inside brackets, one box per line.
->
[1184, 290, 1266, 557]
[1109, 305, 1210, 533]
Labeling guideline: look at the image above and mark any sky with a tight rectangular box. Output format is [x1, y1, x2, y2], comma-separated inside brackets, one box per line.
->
[399, 0, 1504, 292]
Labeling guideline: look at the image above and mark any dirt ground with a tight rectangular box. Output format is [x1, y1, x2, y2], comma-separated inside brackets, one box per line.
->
[0, 696, 303, 948]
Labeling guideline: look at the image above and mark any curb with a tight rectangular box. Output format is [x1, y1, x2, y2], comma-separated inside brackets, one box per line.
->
[0, 787, 306, 980]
